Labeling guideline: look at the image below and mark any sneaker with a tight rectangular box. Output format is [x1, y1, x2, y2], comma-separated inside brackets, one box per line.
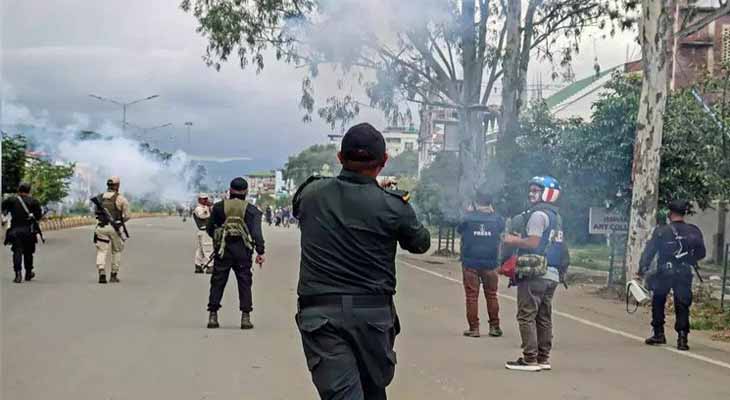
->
[463, 329, 480, 338]
[505, 357, 541, 372]
[538, 361, 552, 371]
[488, 326, 503, 337]
[98, 273, 107, 284]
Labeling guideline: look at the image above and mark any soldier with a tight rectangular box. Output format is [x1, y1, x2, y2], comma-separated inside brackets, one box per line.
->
[293, 123, 431, 400]
[92, 176, 130, 284]
[193, 193, 214, 274]
[2, 182, 43, 283]
[206, 177, 265, 330]
[639, 199, 705, 351]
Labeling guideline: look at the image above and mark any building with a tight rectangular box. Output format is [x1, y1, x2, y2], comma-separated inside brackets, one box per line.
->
[245, 171, 276, 195]
[326, 126, 418, 157]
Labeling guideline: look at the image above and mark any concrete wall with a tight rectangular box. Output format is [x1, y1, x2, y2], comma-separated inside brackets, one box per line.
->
[686, 202, 729, 263]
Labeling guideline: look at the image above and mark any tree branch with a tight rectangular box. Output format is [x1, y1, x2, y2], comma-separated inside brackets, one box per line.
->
[677, 3, 730, 39]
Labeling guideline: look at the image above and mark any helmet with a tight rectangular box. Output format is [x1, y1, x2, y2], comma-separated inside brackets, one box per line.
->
[107, 176, 121, 186]
[198, 193, 209, 199]
[528, 176, 561, 203]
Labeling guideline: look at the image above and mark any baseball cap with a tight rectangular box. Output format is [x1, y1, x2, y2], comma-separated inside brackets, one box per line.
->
[668, 199, 691, 215]
[107, 176, 120, 185]
[341, 123, 386, 161]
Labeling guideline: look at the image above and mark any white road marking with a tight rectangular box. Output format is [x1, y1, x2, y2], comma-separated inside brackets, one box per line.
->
[399, 259, 730, 370]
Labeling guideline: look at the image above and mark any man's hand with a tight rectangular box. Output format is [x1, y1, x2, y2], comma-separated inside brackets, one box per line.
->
[255, 254, 266, 267]
[503, 234, 521, 246]
[379, 179, 397, 189]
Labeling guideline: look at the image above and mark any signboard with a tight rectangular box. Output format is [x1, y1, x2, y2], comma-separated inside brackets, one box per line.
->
[589, 207, 629, 235]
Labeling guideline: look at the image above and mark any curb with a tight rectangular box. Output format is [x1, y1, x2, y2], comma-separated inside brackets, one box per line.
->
[39, 213, 168, 232]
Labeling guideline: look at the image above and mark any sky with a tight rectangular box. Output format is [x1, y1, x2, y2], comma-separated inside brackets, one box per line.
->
[1, 0, 638, 171]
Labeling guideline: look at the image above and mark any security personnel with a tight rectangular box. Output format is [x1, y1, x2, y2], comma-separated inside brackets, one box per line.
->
[93, 176, 130, 284]
[293, 123, 431, 400]
[639, 199, 705, 351]
[193, 193, 214, 274]
[206, 177, 265, 330]
[2, 182, 43, 283]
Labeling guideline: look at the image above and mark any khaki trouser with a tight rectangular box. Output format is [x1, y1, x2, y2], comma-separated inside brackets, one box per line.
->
[517, 278, 559, 363]
[95, 224, 124, 273]
[195, 230, 213, 267]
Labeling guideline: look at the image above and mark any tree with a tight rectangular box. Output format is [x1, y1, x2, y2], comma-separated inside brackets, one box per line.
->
[181, 0, 621, 201]
[284, 144, 339, 187]
[624, 0, 730, 280]
[413, 152, 461, 226]
[2, 134, 27, 195]
[381, 150, 418, 177]
[23, 157, 75, 206]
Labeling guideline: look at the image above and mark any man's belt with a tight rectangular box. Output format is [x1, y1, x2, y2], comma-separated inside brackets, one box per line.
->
[298, 294, 392, 309]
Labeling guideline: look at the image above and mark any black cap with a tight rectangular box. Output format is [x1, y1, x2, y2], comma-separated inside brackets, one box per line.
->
[17, 182, 31, 193]
[475, 189, 493, 206]
[341, 123, 386, 161]
[230, 177, 248, 191]
[668, 199, 691, 215]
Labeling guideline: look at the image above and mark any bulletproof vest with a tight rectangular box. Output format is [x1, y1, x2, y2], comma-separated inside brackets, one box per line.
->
[193, 206, 210, 230]
[461, 211, 503, 266]
[102, 193, 122, 221]
[214, 199, 254, 256]
[519, 203, 567, 268]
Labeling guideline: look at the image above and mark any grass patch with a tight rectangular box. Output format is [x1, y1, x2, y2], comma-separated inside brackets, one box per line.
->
[689, 285, 730, 340]
[570, 243, 614, 272]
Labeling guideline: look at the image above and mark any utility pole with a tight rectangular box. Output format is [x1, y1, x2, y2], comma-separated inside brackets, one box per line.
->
[88, 94, 160, 133]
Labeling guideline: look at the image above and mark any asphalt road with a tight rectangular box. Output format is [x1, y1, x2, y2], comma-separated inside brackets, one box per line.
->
[2, 217, 729, 400]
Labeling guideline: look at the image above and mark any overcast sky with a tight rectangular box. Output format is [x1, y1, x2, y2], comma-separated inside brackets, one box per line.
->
[1, 0, 637, 170]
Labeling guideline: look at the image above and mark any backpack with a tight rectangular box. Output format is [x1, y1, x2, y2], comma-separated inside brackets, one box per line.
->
[213, 199, 254, 257]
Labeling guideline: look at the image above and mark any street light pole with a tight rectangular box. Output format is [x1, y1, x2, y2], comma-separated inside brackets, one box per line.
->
[89, 94, 160, 133]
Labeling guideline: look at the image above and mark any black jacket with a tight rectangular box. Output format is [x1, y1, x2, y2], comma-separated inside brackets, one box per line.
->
[639, 221, 705, 275]
[206, 194, 265, 263]
[293, 170, 431, 296]
[2, 194, 43, 244]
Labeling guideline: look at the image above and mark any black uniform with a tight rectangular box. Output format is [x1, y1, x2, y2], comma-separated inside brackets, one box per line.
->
[293, 170, 430, 400]
[2, 195, 43, 275]
[206, 193, 265, 313]
[639, 221, 705, 334]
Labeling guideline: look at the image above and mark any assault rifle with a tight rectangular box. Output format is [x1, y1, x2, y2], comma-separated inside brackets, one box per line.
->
[90, 195, 130, 241]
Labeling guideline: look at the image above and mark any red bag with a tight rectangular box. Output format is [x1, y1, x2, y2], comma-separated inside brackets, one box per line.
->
[499, 255, 517, 280]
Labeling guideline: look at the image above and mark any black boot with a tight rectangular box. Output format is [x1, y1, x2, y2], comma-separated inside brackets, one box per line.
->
[195, 265, 204, 274]
[241, 312, 254, 330]
[109, 272, 119, 283]
[207, 311, 219, 329]
[13, 271, 22, 283]
[645, 331, 666, 345]
[25, 270, 35, 282]
[677, 331, 690, 351]
[99, 273, 107, 284]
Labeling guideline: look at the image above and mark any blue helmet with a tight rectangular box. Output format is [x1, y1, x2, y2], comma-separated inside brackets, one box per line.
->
[528, 176, 561, 203]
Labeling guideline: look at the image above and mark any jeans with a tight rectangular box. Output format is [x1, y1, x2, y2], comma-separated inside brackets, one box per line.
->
[517, 278, 558, 363]
[462, 267, 500, 330]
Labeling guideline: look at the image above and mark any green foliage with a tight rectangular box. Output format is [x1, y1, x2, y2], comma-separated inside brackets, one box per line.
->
[381, 150, 418, 178]
[23, 157, 75, 206]
[2, 134, 27, 194]
[284, 144, 340, 187]
[413, 152, 461, 226]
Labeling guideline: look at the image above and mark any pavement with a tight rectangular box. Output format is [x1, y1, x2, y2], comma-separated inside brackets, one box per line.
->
[2, 217, 730, 400]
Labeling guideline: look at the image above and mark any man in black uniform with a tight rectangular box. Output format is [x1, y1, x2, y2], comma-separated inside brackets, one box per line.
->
[206, 177, 265, 330]
[293, 123, 431, 400]
[2, 182, 43, 283]
[638, 199, 705, 351]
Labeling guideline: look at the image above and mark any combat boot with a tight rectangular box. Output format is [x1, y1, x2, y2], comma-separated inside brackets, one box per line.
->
[241, 312, 254, 330]
[98, 273, 107, 284]
[463, 328, 480, 338]
[109, 273, 120, 283]
[13, 272, 22, 283]
[645, 332, 666, 345]
[207, 311, 219, 329]
[677, 331, 690, 351]
[25, 270, 35, 282]
[195, 265, 204, 274]
[205, 267, 213, 274]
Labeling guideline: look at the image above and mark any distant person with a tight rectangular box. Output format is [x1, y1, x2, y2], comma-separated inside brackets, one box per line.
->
[92, 176, 130, 284]
[639, 199, 705, 351]
[502, 176, 566, 372]
[293, 123, 430, 399]
[264, 205, 273, 226]
[193, 193, 214, 274]
[457, 190, 505, 338]
[206, 177, 265, 330]
[2, 182, 43, 283]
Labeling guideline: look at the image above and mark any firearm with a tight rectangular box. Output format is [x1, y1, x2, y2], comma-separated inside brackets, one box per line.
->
[28, 214, 45, 244]
[90, 195, 130, 241]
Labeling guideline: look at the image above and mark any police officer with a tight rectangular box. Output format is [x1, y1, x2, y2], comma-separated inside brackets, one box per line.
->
[293, 123, 431, 400]
[639, 199, 705, 351]
[93, 176, 130, 284]
[193, 193, 214, 274]
[457, 189, 505, 338]
[503, 176, 565, 372]
[2, 182, 43, 283]
[206, 177, 265, 330]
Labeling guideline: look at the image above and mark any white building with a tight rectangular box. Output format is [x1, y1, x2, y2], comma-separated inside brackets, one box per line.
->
[326, 126, 418, 157]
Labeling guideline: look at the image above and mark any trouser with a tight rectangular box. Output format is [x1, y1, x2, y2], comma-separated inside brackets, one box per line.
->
[296, 297, 399, 400]
[207, 259, 253, 312]
[517, 278, 559, 363]
[651, 271, 693, 334]
[462, 267, 500, 330]
[194, 230, 214, 267]
[11, 238, 36, 273]
[95, 225, 124, 273]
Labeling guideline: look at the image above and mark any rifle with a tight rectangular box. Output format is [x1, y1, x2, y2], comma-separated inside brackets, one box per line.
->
[16, 196, 44, 244]
[90, 195, 130, 241]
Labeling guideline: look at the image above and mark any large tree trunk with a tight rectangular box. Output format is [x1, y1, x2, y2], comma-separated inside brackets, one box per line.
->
[623, 0, 674, 281]
[499, 0, 522, 147]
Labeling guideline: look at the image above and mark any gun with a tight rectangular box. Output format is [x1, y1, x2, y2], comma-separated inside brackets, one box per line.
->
[29, 215, 45, 244]
[90, 195, 130, 241]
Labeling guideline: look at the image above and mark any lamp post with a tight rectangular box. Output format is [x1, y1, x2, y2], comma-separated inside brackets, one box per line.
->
[88, 94, 160, 133]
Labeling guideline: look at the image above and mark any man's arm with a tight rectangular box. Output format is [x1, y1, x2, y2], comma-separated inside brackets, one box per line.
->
[247, 206, 265, 255]
[206, 203, 224, 239]
[397, 205, 431, 254]
[2, 197, 12, 215]
[117, 196, 131, 222]
[639, 229, 660, 275]
[503, 211, 546, 250]
[692, 227, 706, 262]
[30, 198, 43, 220]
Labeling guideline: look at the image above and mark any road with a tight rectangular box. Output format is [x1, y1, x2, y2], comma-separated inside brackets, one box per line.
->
[2, 217, 729, 400]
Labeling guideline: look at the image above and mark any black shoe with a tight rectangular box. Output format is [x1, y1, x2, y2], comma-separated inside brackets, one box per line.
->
[677, 332, 690, 351]
[13, 272, 22, 283]
[195, 265, 204, 274]
[205, 267, 213, 274]
[25, 271, 35, 282]
[505, 357, 541, 372]
[99, 273, 107, 284]
[207, 312, 219, 329]
[109, 273, 119, 283]
[241, 312, 254, 330]
[645, 333, 666, 345]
